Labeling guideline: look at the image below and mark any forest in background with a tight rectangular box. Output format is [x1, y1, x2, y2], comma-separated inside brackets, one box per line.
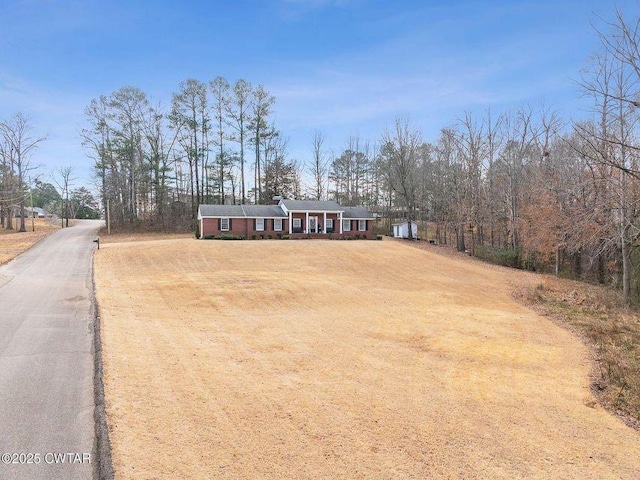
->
[0, 113, 100, 233]
[17, 8, 637, 305]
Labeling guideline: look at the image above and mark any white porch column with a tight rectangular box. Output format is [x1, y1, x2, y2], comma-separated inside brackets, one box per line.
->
[339, 212, 343, 234]
[289, 212, 293, 234]
[305, 212, 309, 234]
[323, 212, 327, 234]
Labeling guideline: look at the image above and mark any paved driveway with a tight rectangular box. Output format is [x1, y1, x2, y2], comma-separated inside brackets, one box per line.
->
[0, 220, 102, 480]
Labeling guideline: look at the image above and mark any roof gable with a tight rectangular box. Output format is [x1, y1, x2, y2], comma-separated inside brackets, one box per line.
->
[280, 199, 342, 211]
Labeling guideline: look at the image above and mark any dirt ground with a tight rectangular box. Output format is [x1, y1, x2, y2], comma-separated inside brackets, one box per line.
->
[0, 218, 60, 265]
[94, 238, 640, 479]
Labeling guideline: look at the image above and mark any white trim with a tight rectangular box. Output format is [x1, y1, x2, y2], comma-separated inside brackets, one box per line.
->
[221, 218, 230, 231]
[285, 210, 343, 214]
[255, 218, 265, 231]
[342, 219, 351, 231]
[199, 215, 289, 219]
[358, 219, 367, 231]
[274, 218, 283, 231]
[305, 212, 309, 234]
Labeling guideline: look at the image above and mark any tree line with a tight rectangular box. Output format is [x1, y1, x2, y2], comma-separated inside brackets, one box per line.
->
[0, 113, 99, 231]
[0, 113, 44, 231]
[348, 10, 640, 304]
[82, 77, 302, 231]
[81, 11, 640, 303]
[307, 10, 640, 304]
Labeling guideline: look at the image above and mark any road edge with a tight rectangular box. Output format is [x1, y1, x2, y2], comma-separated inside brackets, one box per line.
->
[0, 223, 60, 268]
[90, 245, 114, 480]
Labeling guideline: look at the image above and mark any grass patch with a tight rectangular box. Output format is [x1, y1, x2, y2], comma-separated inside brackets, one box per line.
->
[0, 219, 60, 265]
[520, 279, 640, 429]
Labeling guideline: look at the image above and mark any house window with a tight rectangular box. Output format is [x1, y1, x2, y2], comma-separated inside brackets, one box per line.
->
[293, 218, 301, 228]
[326, 218, 333, 232]
[256, 218, 265, 231]
[221, 218, 230, 231]
[342, 219, 351, 231]
[274, 218, 283, 231]
[358, 219, 367, 231]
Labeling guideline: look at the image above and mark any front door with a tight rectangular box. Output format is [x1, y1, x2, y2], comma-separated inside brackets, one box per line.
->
[309, 216, 318, 233]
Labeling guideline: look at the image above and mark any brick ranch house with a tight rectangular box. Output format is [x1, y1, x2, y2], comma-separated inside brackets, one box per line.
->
[197, 199, 376, 239]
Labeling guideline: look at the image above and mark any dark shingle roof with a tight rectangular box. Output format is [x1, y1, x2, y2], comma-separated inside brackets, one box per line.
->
[280, 199, 342, 211]
[198, 204, 287, 218]
[198, 205, 246, 217]
[198, 202, 375, 219]
[240, 205, 287, 217]
[341, 206, 375, 219]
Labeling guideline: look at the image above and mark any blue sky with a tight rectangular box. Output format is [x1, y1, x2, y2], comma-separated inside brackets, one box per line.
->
[0, 0, 637, 187]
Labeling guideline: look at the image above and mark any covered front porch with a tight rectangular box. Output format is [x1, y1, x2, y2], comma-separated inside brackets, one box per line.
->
[288, 210, 343, 235]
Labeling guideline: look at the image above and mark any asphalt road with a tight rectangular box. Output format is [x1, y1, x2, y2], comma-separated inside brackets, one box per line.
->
[0, 220, 102, 480]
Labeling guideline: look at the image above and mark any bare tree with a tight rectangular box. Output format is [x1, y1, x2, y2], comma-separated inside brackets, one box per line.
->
[308, 130, 328, 200]
[250, 85, 275, 204]
[483, 109, 504, 247]
[574, 10, 640, 302]
[0, 139, 16, 230]
[593, 9, 640, 108]
[263, 136, 299, 199]
[380, 119, 422, 240]
[210, 77, 231, 204]
[170, 79, 209, 217]
[329, 136, 371, 206]
[82, 95, 111, 222]
[143, 103, 180, 228]
[439, 127, 468, 251]
[226, 79, 252, 204]
[450, 112, 488, 254]
[495, 108, 540, 251]
[0, 114, 45, 232]
[53, 166, 75, 227]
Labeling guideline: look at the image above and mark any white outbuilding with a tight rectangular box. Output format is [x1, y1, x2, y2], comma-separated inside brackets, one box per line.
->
[392, 220, 418, 239]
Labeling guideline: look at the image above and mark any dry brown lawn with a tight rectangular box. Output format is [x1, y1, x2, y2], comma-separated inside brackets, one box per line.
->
[94, 238, 640, 479]
[0, 218, 60, 265]
[98, 230, 193, 245]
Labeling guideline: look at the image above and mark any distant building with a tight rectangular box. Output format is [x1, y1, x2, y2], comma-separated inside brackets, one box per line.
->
[14, 206, 47, 218]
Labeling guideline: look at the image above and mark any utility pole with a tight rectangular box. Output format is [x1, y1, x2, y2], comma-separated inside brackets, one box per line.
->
[106, 198, 111, 235]
[29, 184, 34, 232]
